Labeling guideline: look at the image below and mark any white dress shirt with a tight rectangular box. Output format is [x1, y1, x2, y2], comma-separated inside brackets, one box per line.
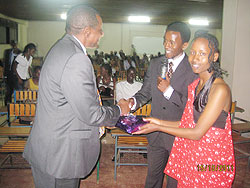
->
[131, 52, 185, 110]
[163, 52, 185, 100]
[115, 81, 143, 102]
[73, 35, 87, 55]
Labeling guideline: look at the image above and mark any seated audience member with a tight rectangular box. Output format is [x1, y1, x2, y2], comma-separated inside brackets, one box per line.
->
[123, 56, 136, 71]
[115, 67, 142, 103]
[134, 32, 235, 187]
[92, 59, 100, 76]
[103, 53, 109, 63]
[110, 57, 120, 77]
[114, 51, 119, 59]
[25, 66, 41, 90]
[97, 64, 116, 97]
[92, 49, 98, 60]
[12, 43, 36, 90]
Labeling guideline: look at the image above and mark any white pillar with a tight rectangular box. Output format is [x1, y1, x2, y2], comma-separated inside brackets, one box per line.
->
[221, 0, 250, 120]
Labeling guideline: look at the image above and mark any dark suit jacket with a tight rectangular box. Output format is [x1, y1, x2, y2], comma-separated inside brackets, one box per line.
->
[23, 34, 120, 179]
[3, 48, 21, 77]
[134, 55, 197, 150]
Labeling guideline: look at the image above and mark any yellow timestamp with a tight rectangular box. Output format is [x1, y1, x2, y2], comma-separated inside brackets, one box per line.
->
[197, 164, 234, 172]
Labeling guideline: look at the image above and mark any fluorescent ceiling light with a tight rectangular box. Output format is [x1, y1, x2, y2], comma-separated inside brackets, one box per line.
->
[128, 16, 150, 23]
[60, 13, 67, 20]
[189, 18, 209, 26]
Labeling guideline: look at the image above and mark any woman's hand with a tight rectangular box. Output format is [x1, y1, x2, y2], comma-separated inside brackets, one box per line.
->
[133, 117, 164, 134]
[143, 117, 162, 125]
[133, 123, 160, 135]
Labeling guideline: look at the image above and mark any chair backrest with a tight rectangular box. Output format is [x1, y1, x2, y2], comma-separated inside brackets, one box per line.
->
[230, 101, 236, 113]
[230, 101, 248, 123]
[117, 71, 127, 81]
[8, 103, 36, 117]
[230, 101, 237, 123]
[133, 103, 151, 117]
[14, 90, 38, 103]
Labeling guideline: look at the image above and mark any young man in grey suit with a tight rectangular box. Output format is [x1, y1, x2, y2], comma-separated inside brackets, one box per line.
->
[129, 22, 198, 188]
[23, 5, 129, 188]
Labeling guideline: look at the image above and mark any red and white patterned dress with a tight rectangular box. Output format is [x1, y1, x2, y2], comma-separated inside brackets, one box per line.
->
[164, 79, 235, 188]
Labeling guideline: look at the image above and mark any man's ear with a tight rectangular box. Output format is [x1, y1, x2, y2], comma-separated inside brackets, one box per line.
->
[213, 52, 219, 62]
[182, 42, 189, 50]
[82, 26, 91, 37]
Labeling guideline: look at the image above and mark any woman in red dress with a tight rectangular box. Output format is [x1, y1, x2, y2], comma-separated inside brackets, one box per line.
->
[134, 32, 235, 187]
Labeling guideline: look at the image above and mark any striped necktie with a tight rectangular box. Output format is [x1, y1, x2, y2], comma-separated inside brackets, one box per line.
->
[167, 60, 174, 79]
[97, 90, 105, 138]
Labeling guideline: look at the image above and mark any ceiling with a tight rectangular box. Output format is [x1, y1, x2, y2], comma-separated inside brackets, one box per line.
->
[0, 0, 223, 28]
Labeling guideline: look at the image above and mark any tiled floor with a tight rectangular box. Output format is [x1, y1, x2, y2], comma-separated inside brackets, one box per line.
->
[0, 132, 250, 188]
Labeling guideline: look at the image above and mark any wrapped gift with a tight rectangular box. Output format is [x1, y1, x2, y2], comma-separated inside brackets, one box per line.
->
[115, 114, 148, 134]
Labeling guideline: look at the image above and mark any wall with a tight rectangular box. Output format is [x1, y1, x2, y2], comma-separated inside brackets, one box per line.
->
[221, 0, 250, 120]
[0, 13, 28, 59]
[27, 22, 167, 57]
[27, 21, 65, 57]
[26, 21, 221, 58]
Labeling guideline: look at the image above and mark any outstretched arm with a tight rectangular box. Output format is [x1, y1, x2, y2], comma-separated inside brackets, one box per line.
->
[134, 80, 231, 140]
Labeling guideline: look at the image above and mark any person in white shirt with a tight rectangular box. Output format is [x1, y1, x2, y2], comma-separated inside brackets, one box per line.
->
[115, 67, 142, 103]
[13, 43, 36, 90]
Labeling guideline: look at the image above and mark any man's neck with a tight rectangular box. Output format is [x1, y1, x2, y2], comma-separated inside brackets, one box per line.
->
[127, 80, 134, 84]
[172, 51, 184, 61]
[72, 34, 87, 55]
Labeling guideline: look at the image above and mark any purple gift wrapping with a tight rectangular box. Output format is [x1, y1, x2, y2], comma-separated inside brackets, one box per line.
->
[115, 115, 148, 134]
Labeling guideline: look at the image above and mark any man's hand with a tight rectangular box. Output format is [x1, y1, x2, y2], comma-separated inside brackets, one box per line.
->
[157, 76, 170, 93]
[117, 99, 130, 115]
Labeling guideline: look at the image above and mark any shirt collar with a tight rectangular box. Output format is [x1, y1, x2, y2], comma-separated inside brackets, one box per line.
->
[168, 52, 185, 71]
[72, 35, 87, 55]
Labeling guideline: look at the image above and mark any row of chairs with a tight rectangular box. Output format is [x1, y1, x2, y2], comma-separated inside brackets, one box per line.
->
[0, 90, 37, 169]
[14, 90, 38, 103]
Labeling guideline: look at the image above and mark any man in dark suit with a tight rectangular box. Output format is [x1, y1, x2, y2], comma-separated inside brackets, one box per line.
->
[23, 5, 129, 188]
[3, 40, 21, 105]
[129, 22, 197, 188]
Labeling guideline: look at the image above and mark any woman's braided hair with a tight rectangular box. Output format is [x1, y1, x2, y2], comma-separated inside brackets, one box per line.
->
[193, 30, 225, 78]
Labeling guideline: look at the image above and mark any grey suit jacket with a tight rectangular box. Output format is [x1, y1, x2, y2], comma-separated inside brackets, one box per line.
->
[134, 55, 197, 151]
[23, 34, 120, 178]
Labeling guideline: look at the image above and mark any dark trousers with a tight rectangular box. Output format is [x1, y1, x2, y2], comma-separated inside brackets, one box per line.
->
[31, 166, 80, 188]
[5, 81, 14, 105]
[145, 145, 178, 188]
[4, 73, 17, 105]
